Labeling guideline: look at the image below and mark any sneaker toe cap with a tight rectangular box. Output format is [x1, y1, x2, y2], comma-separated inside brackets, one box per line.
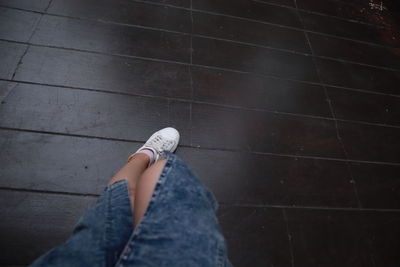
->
[159, 127, 180, 140]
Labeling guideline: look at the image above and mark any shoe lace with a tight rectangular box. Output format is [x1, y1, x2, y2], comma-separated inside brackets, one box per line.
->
[147, 135, 174, 152]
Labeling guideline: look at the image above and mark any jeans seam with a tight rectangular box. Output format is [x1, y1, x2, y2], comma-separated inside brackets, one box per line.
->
[216, 239, 225, 267]
[105, 179, 131, 266]
[105, 183, 114, 266]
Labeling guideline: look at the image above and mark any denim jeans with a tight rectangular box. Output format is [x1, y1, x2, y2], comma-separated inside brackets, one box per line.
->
[30, 152, 232, 267]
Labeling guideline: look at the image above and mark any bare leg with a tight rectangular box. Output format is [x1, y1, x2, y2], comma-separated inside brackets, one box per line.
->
[107, 153, 150, 208]
[133, 159, 167, 227]
[107, 127, 179, 226]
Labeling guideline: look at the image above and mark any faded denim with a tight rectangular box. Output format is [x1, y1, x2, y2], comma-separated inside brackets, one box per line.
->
[31, 152, 232, 267]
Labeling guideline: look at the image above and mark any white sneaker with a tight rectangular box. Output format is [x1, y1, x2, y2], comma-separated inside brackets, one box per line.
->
[128, 127, 180, 163]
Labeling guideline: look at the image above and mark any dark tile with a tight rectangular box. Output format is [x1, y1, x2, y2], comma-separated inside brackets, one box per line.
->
[381, 0, 400, 14]
[261, 0, 295, 7]
[0, 129, 139, 194]
[338, 121, 400, 163]
[191, 66, 331, 117]
[191, 103, 344, 158]
[0, 190, 95, 265]
[142, 0, 190, 8]
[378, 0, 400, 10]
[0, 41, 27, 79]
[328, 87, 400, 126]
[31, 15, 190, 62]
[350, 162, 400, 209]
[48, 0, 191, 33]
[325, 0, 383, 8]
[14, 46, 192, 99]
[337, 0, 363, 6]
[361, 211, 400, 266]
[298, 0, 357, 19]
[193, 0, 302, 28]
[0, 80, 16, 101]
[0, 7, 41, 42]
[316, 57, 400, 95]
[0, 0, 399, 265]
[297, 0, 391, 27]
[310, 33, 400, 69]
[180, 148, 357, 207]
[193, 37, 319, 82]
[286, 209, 374, 267]
[327, 0, 400, 28]
[193, 11, 310, 53]
[0, 83, 191, 144]
[218, 206, 292, 267]
[0, 0, 51, 12]
[300, 11, 400, 47]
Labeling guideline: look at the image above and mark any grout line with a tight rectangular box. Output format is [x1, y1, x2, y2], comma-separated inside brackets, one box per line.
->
[253, 0, 393, 29]
[188, 101, 193, 147]
[0, 187, 100, 198]
[0, 4, 43, 14]
[3, 26, 400, 74]
[322, 59, 366, 209]
[0, 82, 18, 103]
[0, 126, 146, 143]
[10, 0, 53, 80]
[321, 84, 400, 98]
[0, 10, 311, 57]
[1, 3, 399, 52]
[326, 83, 363, 208]
[1, 8, 400, 72]
[2, 77, 400, 130]
[282, 209, 295, 267]
[2, 37, 400, 100]
[312, 54, 400, 73]
[324, 82, 363, 209]
[0, 77, 179, 100]
[189, 0, 194, 147]
[221, 202, 400, 212]
[186, 8, 400, 51]
[9, 1, 44, 79]
[1, 186, 400, 213]
[1, 126, 400, 167]
[10, 46, 29, 80]
[167, 98, 171, 126]
[294, 0, 364, 209]
[347, 162, 363, 208]
[190, 37, 193, 64]
[196, 32, 400, 75]
[326, 88, 363, 209]
[252, 0, 296, 8]
[190, 0, 194, 65]
[135, 0, 392, 31]
[192, 34, 310, 56]
[333, 118, 400, 130]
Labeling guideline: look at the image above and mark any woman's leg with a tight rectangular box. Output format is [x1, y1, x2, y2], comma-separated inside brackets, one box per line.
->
[30, 128, 180, 267]
[133, 159, 167, 227]
[115, 153, 233, 267]
[108, 153, 150, 213]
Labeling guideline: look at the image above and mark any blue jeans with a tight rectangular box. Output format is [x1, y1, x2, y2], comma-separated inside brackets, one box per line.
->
[30, 153, 232, 267]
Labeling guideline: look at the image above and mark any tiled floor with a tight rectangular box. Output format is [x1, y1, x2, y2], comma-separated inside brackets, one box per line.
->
[0, 0, 399, 266]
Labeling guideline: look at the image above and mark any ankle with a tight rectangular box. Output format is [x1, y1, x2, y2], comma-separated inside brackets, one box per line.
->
[130, 149, 155, 165]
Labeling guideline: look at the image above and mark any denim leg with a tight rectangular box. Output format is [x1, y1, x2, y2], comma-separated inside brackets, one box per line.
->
[115, 153, 232, 267]
[30, 180, 133, 267]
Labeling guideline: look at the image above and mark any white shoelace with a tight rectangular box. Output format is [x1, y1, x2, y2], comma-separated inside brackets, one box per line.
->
[146, 135, 174, 152]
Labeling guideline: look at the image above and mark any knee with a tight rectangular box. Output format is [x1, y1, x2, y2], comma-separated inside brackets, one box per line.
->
[139, 159, 167, 183]
[135, 159, 166, 195]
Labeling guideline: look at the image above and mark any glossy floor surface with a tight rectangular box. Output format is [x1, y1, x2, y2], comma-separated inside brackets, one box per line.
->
[1, 0, 400, 266]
